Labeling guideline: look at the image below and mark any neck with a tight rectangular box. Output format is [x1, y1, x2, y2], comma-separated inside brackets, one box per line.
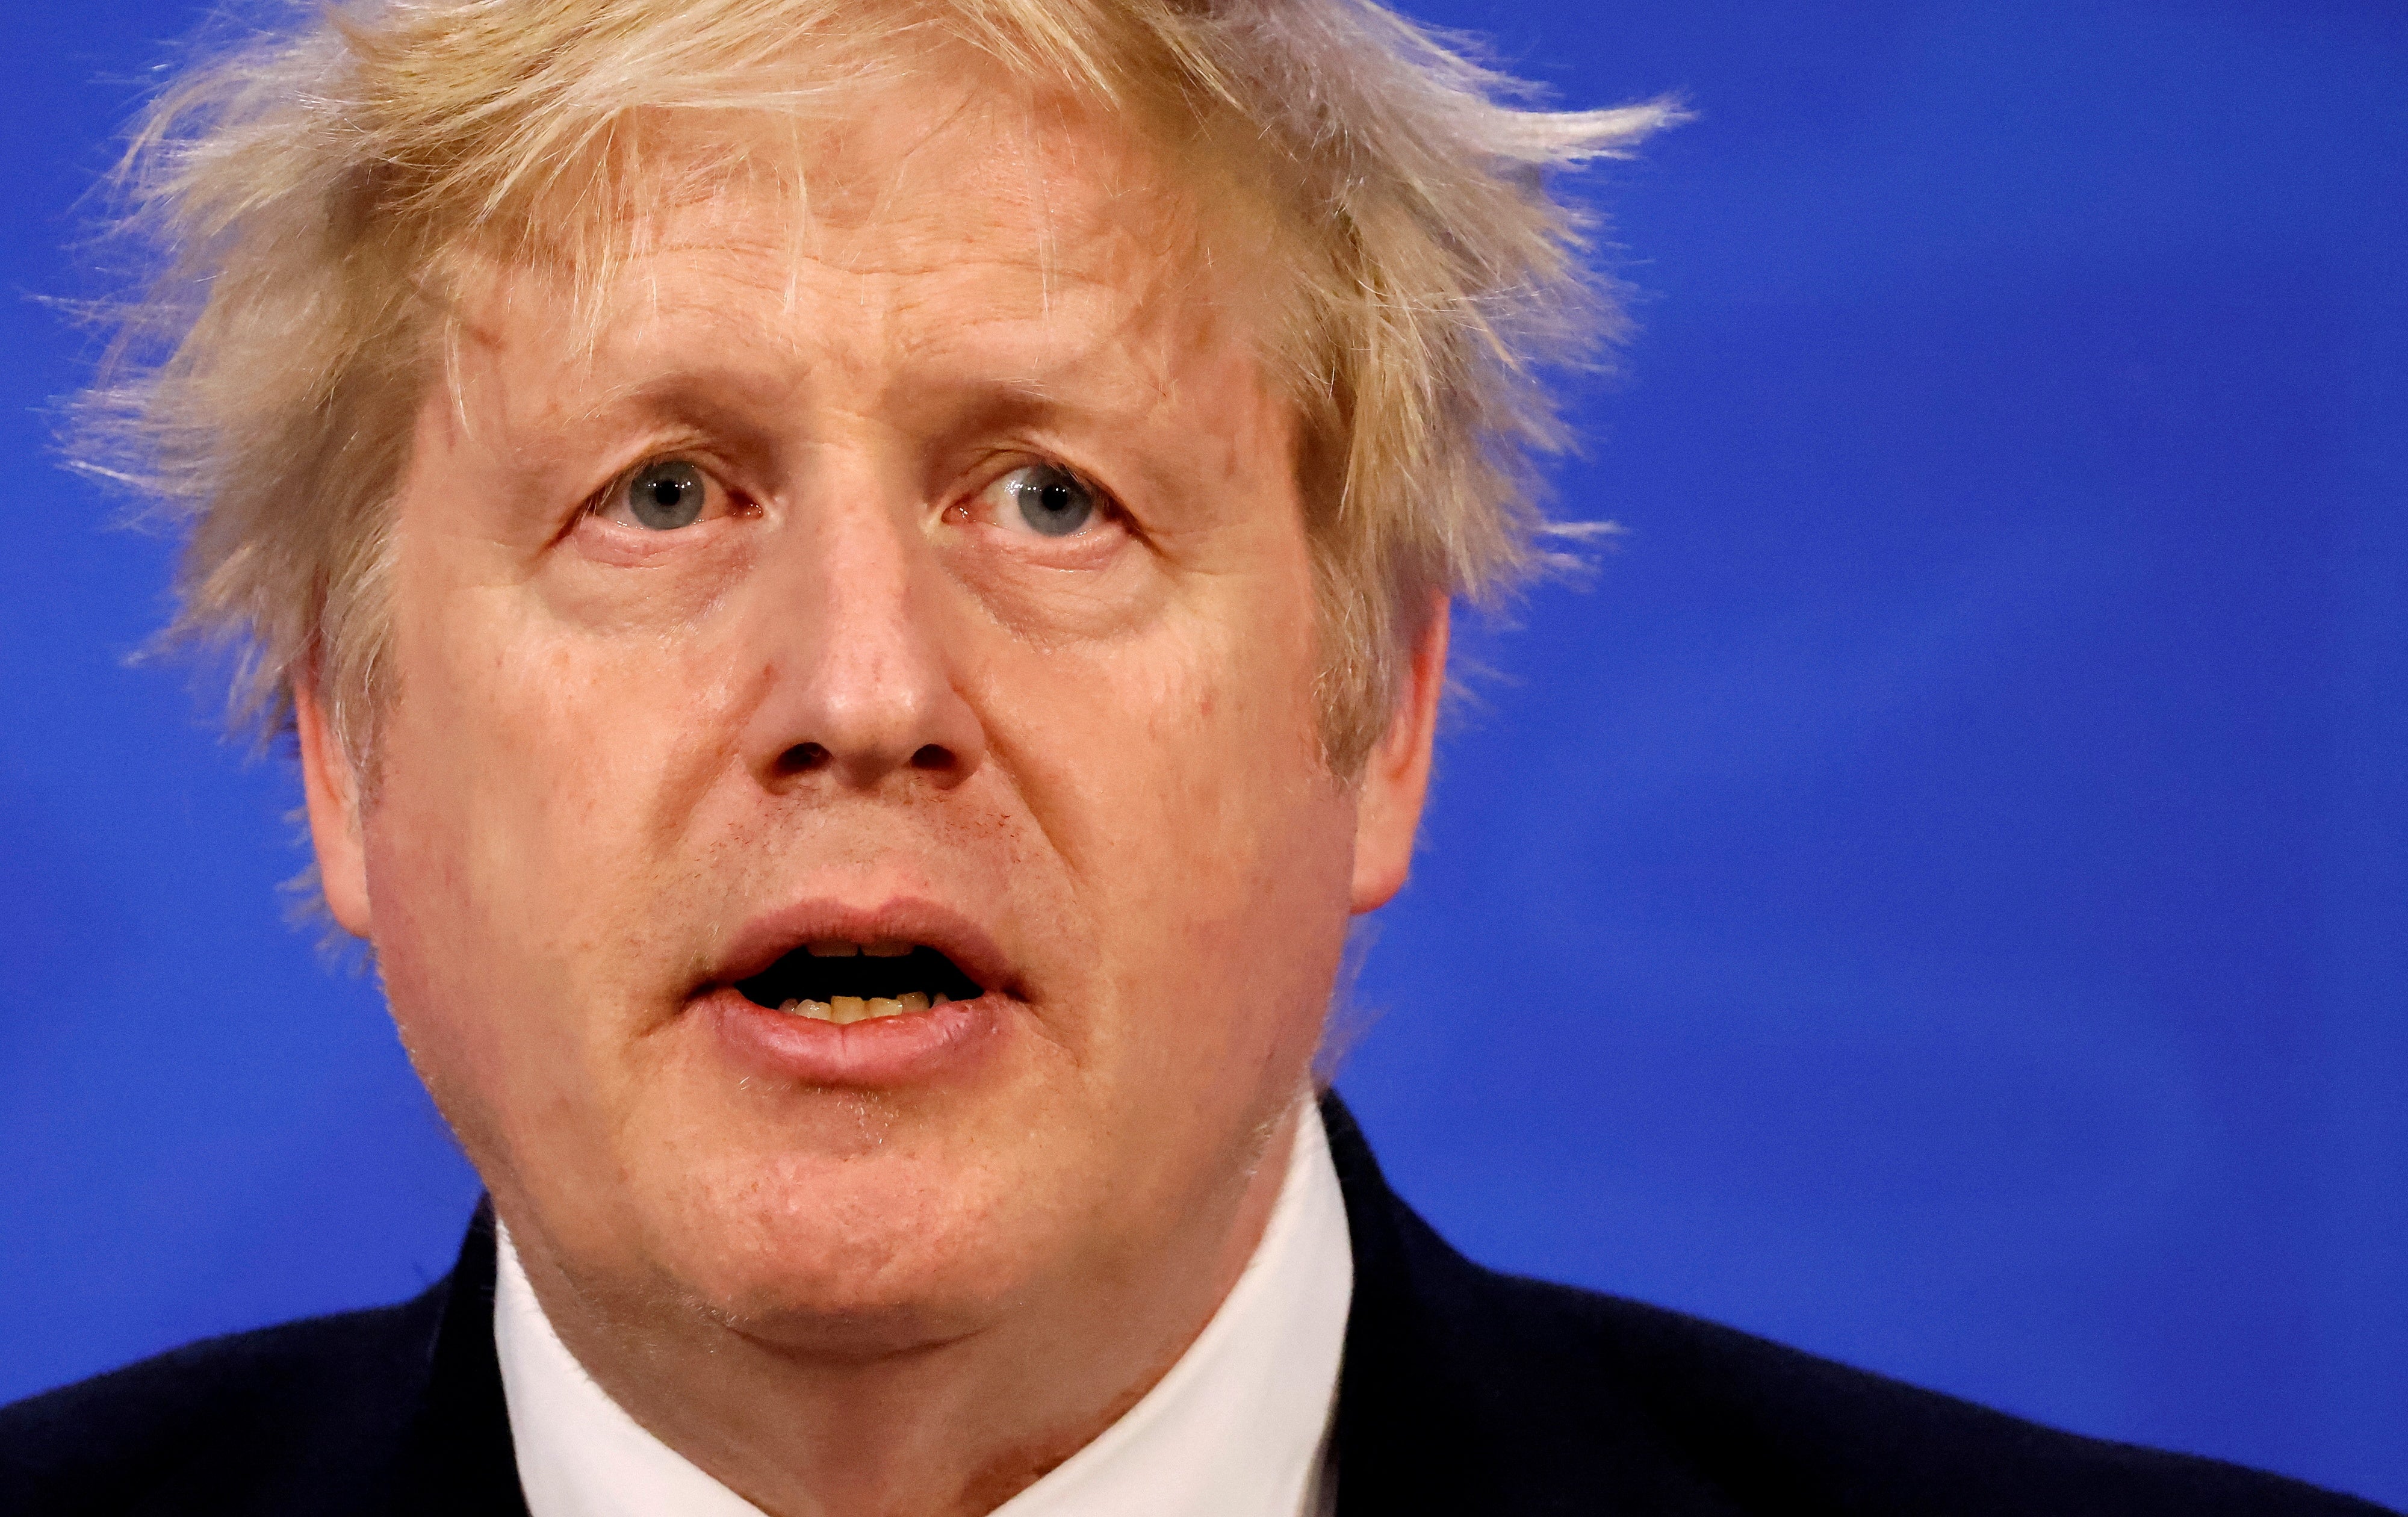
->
[503, 1100, 1305, 1517]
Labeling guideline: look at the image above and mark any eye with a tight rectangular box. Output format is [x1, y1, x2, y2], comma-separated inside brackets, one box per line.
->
[609, 459, 713, 532]
[993, 463, 1101, 538]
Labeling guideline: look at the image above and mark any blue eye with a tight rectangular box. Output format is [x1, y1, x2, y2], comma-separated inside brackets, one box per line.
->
[624, 460, 707, 530]
[1005, 464, 1097, 538]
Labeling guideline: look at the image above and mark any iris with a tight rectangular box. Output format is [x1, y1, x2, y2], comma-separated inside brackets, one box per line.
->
[1005, 464, 1096, 537]
[626, 460, 706, 530]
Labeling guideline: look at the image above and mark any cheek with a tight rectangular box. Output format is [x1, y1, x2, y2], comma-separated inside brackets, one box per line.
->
[365, 572, 731, 1028]
[363, 580, 750, 1187]
[983, 558, 1352, 1031]
[393, 562, 730, 872]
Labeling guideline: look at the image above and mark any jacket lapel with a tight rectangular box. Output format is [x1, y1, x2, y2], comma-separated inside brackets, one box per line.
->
[1323, 1091, 1718, 1515]
[384, 1202, 530, 1515]
[1322, 1091, 1503, 1513]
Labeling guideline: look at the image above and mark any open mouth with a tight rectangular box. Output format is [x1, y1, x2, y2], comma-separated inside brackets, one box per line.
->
[734, 940, 985, 1025]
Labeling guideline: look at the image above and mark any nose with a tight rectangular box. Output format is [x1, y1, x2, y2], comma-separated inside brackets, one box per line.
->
[739, 479, 985, 795]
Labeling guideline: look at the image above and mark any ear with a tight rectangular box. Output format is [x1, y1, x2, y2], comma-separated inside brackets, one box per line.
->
[1350, 594, 1450, 914]
[294, 674, 374, 938]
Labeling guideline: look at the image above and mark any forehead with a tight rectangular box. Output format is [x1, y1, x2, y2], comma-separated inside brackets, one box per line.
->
[445, 58, 1274, 395]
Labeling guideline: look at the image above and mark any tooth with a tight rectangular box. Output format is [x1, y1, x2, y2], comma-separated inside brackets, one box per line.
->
[896, 992, 930, 1013]
[932, 991, 950, 1006]
[807, 941, 860, 957]
[780, 999, 800, 1014]
[801, 999, 833, 1020]
[865, 997, 902, 1019]
[829, 995, 867, 1024]
[863, 940, 911, 957]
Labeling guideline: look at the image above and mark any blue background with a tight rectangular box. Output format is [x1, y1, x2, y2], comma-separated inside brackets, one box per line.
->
[4, 0, 2401, 1503]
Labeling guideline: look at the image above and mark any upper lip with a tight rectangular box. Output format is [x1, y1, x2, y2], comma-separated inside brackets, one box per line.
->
[706, 896, 1019, 1001]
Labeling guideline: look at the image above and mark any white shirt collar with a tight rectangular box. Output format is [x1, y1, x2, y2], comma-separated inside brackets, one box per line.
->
[494, 1100, 1354, 1517]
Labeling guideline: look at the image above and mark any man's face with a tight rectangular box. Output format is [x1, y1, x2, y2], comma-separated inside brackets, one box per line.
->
[300, 69, 1436, 1347]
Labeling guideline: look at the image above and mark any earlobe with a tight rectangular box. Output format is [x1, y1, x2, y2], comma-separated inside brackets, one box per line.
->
[293, 675, 374, 938]
[1348, 595, 1450, 915]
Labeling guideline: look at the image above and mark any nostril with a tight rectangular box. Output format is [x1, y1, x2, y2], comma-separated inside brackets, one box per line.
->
[780, 742, 831, 774]
[909, 743, 952, 771]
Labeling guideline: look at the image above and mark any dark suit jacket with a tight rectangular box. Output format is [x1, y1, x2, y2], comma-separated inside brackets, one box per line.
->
[3, 1095, 2392, 1515]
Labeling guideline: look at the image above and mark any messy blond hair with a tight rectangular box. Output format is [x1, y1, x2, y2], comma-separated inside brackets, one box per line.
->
[82, 0, 1674, 776]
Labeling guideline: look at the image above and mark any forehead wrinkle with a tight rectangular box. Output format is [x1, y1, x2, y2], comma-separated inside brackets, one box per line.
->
[865, 279, 1227, 452]
[845, 147, 1237, 373]
[459, 228, 1239, 474]
[444, 72, 1274, 477]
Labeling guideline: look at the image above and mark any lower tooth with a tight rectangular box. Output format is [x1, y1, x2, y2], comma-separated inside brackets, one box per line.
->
[866, 997, 902, 1019]
[897, 992, 931, 1013]
[829, 996, 866, 1024]
[801, 999, 833, 1020]
[931, 991, 951, 1006]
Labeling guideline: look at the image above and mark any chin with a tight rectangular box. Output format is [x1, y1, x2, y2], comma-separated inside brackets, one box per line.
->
[630, 1126, 1055, 1352]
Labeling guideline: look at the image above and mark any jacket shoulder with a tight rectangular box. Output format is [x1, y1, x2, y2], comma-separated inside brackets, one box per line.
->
[1318, 1093, 2394, 1517]
[1474, 1265, 2387, 1515]
[0, 1288, 445, 1517]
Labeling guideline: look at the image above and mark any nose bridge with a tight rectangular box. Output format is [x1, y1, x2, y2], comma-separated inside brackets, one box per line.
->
[743, 451, 981, 792]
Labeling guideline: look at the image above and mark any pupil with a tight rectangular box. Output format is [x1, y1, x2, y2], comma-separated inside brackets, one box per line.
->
[650, 479, 683, 506]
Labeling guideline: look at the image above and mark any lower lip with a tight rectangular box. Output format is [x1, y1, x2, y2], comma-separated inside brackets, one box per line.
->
[700, 986, 1007, 1086]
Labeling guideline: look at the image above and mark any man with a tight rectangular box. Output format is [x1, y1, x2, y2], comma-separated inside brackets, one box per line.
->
[1, 1, 2388, 1513]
